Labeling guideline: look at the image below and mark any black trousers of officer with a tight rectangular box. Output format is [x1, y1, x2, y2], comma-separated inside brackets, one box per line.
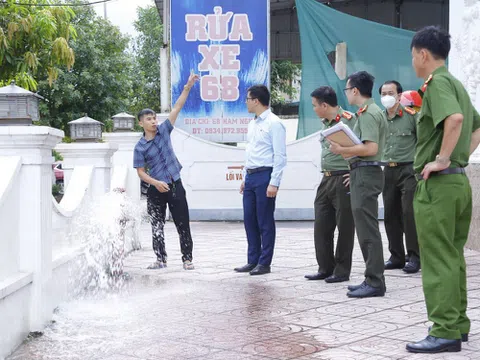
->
[383, 165, 419, 263]
[314, 174, 355, 277]
[350, 165, 385, 289]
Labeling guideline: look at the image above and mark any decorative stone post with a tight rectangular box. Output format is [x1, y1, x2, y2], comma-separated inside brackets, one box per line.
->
[0, 126, 64, 331]
[57, 115, 118, 198]
[103, 112, 141, 200]
[56, 143, 118, 198]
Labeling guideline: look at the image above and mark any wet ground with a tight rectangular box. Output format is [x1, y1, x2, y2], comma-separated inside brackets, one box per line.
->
[8, 221, 480, 359]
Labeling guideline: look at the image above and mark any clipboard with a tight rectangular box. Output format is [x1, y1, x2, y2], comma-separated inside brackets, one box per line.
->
[321, 122, 361, 147]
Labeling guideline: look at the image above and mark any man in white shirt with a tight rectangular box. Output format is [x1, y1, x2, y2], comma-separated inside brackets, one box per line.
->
[234, 85, 287, 275]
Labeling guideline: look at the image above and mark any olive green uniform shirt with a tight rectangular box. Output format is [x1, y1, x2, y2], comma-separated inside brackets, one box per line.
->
[383, 105, 417, 163]
[321, 107, 356, 171]
[351, 98, 387, 163]
[414, 66, 480, 173]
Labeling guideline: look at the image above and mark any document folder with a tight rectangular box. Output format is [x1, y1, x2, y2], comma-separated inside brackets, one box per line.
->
[321, 122, 362, 147]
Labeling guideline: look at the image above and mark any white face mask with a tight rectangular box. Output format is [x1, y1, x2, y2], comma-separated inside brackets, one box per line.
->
[381, 95, 397, 109]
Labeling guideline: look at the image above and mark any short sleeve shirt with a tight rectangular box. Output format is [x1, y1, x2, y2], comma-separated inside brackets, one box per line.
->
[133, 120, 182, 183]
[414, 66, 480, 172]
[383, 105, 417, 162]
[320, 107, 356, 171]
[351, 98, 387, 162]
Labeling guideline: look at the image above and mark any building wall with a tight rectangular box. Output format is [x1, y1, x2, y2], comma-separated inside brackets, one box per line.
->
[449, 0, 480, 251]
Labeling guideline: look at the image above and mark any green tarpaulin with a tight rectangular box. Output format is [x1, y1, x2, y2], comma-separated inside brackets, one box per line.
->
[296, 0, 419, 138]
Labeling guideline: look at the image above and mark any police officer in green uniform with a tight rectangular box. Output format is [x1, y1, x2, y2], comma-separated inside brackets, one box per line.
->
[304, 86, 356, 283]
[379, 80, 421, 274]
[329, 71, 387, 298]
[406, 26, 480, 354]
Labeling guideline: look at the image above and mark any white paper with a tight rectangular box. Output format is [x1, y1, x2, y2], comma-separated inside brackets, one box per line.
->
[320, 122, 362, 145]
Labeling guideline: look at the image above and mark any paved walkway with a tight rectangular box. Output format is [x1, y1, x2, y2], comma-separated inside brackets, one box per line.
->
[8, 221, 480, 359]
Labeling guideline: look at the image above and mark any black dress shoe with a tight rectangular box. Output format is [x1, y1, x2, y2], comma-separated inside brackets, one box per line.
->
[403, 260, 421, 273]
[428, 326, 468, 342]
[347, 281, 366, 291]
[384, 259, 404, 270]
[304, 272, 332, 280]
[347, 283, 385, 298]
[325, 274, 349, 283]
[406, 335, 461, 353]
[348, 280, 387, 293]
[234, 263, 256, 272]
[250, 264, 271, 275]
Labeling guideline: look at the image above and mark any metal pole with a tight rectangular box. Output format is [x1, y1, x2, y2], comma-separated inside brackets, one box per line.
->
[160, 0, 171, 113]
[104, 1, 107, 19]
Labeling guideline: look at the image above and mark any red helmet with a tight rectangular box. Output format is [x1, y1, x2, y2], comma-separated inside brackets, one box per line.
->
[400, 90, 422, 108]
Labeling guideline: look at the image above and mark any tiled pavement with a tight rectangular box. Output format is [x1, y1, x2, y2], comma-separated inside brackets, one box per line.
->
[8, 221, 480, 360]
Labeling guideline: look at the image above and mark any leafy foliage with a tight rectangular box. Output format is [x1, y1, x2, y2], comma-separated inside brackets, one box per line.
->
[0, 0, 76, 90]
[131, 5, 163, 113]
[271, 60, 301, 106]
[37, 4, 135, 133]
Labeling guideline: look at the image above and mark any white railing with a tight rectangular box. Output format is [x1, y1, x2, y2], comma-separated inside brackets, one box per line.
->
[0, 127, 123, 359]
[0, 156, 21, 282]
[52, 165, 94, 260]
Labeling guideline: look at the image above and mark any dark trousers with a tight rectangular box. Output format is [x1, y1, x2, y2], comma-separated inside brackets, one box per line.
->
[350, 166, 385, 289]
[314, 175, 355, 277]
[383, 165, 419, 263]
[147, 179, 193, 263]
[243, 169, 276, 266]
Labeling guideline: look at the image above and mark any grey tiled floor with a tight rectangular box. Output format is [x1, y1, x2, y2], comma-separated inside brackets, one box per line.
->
[8, 221, 480, 359]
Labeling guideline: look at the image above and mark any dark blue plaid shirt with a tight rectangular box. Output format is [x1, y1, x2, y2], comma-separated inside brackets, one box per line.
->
[133, 120, 182, 183]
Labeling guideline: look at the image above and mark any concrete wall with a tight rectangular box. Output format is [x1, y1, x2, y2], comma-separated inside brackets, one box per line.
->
[170, 125, 321, 220]
[450, 0, 480, 251]
[466, 162, 480, 251]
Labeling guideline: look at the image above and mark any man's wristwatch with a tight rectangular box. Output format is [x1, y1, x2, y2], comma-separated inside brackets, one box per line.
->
[184, 85, 192, 91]
[435, 155, 450, 165]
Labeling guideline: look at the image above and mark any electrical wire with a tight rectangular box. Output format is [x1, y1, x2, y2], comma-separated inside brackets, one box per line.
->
[0, 0, 114, 6]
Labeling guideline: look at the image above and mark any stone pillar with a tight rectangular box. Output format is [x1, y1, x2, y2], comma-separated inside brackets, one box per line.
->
[450, 0, 480, 251]
[0, 126, 64, 331]
[449, 0, 480, 109]
[466, 155, 480, 251]
[103, 133, 142, 200]
[56, 143, 118, 198]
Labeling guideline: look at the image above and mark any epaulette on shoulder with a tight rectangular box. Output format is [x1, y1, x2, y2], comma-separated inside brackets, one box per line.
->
[404, 106, 417, 115]
[342, 111, 353, 120]
[357, 105, 368, 116]
[419, 74, 433, 95]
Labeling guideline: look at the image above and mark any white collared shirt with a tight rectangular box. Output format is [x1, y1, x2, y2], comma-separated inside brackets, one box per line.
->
[245, 109, 287, 187]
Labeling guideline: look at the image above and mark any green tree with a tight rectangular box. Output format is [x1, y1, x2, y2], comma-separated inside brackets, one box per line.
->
[131, 5, 162, 112]
[0, 0, 76, 90]
[37, 5, 135, 132]
[271, 60, 301, 106]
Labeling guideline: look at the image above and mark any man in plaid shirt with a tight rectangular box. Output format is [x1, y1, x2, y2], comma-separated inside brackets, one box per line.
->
[134, 73, 199, 270]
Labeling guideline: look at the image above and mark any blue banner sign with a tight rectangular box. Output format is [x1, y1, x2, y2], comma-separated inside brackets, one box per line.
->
[171, 0, 269, 142]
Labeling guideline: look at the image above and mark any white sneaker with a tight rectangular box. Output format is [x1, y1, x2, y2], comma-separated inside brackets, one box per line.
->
[183, 260, 195, 270]
[147, 260, 167, 269]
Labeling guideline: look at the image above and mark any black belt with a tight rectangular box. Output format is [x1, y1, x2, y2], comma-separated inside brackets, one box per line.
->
[167, 178, 182, 186]
[348, 161, 382, 170]
[246, 166, 273, 175]
[415, 167, 465, 181]
[322, 170, 349, 177]
[384, 161, 414, 167]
